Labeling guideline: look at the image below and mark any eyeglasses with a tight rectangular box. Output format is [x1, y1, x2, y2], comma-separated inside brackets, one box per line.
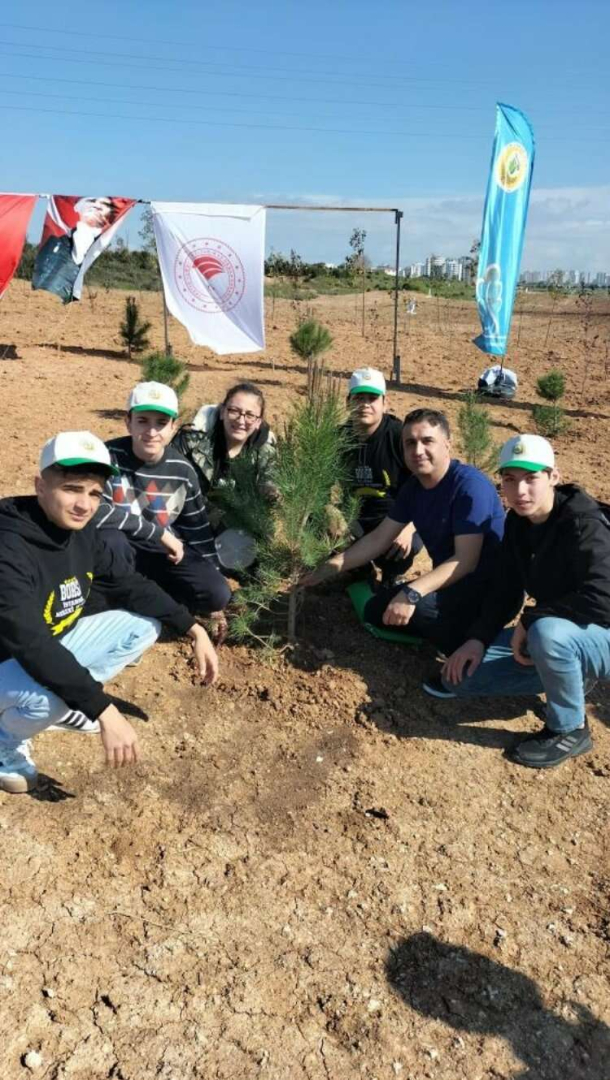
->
[225, 406, 262, 425]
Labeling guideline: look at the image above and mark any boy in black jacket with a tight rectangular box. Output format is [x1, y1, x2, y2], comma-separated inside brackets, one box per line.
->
[343, 367, 421, 583]
[0, 431, 219, 794]
[426, 434, 610, 769]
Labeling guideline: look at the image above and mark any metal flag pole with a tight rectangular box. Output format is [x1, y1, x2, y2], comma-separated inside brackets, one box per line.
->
[391, 209, 403, 384]
[162, 291, 172, 357]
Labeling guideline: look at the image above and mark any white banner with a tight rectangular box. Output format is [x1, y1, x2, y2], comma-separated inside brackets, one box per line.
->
[151, 201, 266, 355]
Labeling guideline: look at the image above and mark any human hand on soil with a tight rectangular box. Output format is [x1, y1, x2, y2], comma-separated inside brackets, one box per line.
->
[301, 558, 342, 587]
[442, 639, 485, 684]
[511, 621, 534, 666]
[161, 530, 184, 565]
[98, 704, 140, 767]
[383, 591, 416, 627]
[188, 624, 219, 686]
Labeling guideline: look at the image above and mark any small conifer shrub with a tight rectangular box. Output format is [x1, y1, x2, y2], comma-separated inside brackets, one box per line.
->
[457, 392, 499, 474]
[119, 295, 151, 358]
[140, 351, 190, 400]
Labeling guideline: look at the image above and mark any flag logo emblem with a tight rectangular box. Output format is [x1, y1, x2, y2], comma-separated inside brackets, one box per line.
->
[496, 143, 529, 193]
[175, 238, 246, 314]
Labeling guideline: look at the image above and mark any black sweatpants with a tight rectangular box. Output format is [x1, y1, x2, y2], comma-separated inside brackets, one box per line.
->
[101, 529, 231, 615]
[363, 577, 490, 656]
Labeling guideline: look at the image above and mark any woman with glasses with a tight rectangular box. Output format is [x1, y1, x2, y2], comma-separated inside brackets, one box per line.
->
[173, 382, 277, 528]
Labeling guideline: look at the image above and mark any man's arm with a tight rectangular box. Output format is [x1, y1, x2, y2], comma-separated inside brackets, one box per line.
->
[302, 516, 405, 585]
[383, 534, 484, 626]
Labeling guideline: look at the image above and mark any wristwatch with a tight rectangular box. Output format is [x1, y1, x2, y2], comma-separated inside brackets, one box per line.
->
[403, 586, 422, 605]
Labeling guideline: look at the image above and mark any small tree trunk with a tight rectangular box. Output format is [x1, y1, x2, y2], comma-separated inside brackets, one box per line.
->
[287, 587, 298, 643]
[361, 267, 366, 335]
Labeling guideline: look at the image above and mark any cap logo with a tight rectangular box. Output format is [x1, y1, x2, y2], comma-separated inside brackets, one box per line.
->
[513, 441, 524, 455]
[81, 439, 96, 452]
[149, 389, 161, 400]
[362, 372, 371, 381]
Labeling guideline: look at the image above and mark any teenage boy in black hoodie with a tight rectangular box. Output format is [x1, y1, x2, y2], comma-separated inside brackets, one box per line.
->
[0, 431, 219, 794]
[425, 434, 610, 769]
[343, 367, 421, 584]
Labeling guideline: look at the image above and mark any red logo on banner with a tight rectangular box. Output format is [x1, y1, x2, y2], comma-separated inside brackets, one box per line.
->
[175, 238, 246, 314]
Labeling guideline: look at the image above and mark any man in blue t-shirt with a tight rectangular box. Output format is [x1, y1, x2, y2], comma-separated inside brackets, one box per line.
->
[304, 408, 508, 654]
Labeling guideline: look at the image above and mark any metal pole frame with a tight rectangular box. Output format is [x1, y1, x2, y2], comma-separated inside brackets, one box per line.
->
[265, 204, 403, 384]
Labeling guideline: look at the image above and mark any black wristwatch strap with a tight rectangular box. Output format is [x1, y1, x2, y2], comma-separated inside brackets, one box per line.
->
[403, 586, 422, 605]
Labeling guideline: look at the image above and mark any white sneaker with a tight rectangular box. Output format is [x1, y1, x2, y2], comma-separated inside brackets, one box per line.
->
[48, 710, 100, 735]
[0, 741, 39, 793]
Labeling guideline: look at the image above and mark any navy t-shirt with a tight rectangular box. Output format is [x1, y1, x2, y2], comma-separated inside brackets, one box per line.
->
[390, 460, 505, 580]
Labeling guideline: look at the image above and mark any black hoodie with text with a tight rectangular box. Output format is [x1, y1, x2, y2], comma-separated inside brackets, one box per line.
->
[467, 484, 610, 646]
[0, 497, 195, 718]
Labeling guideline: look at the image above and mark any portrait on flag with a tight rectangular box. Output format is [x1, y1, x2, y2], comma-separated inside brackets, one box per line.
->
[152, 202, 266, 355]
[474, 103, 535, 356]
[32, 195, 135, 303]
[0, 193, 37, 300]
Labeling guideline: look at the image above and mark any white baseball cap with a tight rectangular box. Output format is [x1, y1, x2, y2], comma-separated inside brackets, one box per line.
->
[499, 434, 555, 473]
[40, 431, 119, 476]
[348, 367, 386, 397]
[127, 381, 179, 418]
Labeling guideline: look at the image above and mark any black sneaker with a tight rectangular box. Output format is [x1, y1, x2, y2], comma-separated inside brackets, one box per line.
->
[510, 723, 593, 769]
[422, 674, 456, 700]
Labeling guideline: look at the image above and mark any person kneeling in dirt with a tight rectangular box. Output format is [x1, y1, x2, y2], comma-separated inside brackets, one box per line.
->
[425, 434, 610, 769]
[304, 408, 507, 655]
[95, 381, 231, 625]
[0, 431, 219, 794]
[342, 367, 422, 587]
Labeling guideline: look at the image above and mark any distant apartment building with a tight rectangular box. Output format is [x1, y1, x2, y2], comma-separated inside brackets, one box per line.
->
[409, 262, 425, 278]
[425, 254, 446, 277]
[444, 258, 463, 281]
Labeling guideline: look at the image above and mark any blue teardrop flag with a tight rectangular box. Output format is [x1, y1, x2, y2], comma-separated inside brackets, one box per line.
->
[474, 103, 535, 356]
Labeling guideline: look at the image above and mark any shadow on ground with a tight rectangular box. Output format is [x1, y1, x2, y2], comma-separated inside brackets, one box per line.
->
[386, 932, 610, 1080]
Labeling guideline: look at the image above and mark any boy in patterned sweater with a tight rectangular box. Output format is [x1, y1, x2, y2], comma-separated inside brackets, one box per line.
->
[96, 382, 231, 616]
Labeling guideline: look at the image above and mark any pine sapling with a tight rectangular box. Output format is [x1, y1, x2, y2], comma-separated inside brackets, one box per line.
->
[141, 350, 190, 399]
[533, 367, 568, 437]
[289, 318, 333, 398]
[214, 388, 358, 646]
[458, 392, 499, 474]
[536, 369, 566, 401]
[119, 295, 151, 358]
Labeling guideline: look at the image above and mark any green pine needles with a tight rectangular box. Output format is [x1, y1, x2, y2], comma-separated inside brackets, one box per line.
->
[533, 367, 569, 437]
[289, 318, 334, 397]
[140, 351, 190, 400]
[215, 390, 358, 647]
[119, 295, 151, 358]
[457, 392, 499, 474]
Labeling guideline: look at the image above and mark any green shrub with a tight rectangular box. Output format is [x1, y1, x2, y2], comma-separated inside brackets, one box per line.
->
[532, 404, 569, 438]
[141, 351, 190, 400]
[457, 392, 499, 474]
[119, 295, 151, 358]
[536, 370, 566, 402]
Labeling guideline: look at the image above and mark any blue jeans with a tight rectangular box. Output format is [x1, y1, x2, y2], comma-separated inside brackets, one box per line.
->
[0, 610, 160, 751]
[446, 617, 610, 733]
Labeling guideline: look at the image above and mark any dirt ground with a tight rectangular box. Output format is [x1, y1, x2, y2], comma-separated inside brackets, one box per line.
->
[0, 281, 609, 1080]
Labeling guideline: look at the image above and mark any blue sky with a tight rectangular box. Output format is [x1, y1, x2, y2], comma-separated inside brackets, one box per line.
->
[2, 1, 609, 270]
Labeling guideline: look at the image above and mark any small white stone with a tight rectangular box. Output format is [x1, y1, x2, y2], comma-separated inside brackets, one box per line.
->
[392, 1062, 403, 1074]
[367, 998, 382, 1013]
[316, 755, 324, 763]
[24, 1050, 43, 1070]
[42, 987, 55, 998]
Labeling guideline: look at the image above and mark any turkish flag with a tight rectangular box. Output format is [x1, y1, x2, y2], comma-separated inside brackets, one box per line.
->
[0, 193, 37, 299]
